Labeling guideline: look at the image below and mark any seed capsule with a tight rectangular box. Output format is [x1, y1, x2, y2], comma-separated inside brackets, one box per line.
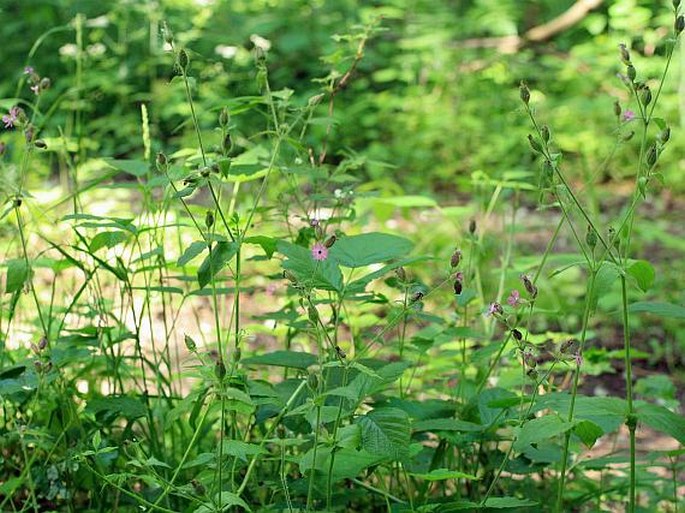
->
[450, 249, 462, 268]
[410, 291, 424, 303]
[641, 87, 652, 107]
[540, 125, 550, 143]
[324, 235, 337, 248]
[205, 210, 214, 229]
[658, 127, 671, 144]
[528, 134, 543, 153]
[453, 279, 462, 295]
[469, 219, 476, 235]
[215, 359, 226, 380]
[676, 15, 684, 34]
[613, 100, 622, 118]
[335, 345, 346, 359]
[646, 145, 658, 167]
[619, 43, 631, 64]
[586, 225, 597, 250]
[184, 334, 197, 352]
[511, 329, 523, 341]
[219, 107, 230, 128]
[178, 49, 189, 72]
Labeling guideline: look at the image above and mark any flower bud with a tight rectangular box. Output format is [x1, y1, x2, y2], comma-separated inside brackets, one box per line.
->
[469, 218, 476, 235]
[222, 133, 232, 155]
[308, 304, 319, 324]
[540, 125, 550, 143]
[395, 266, 407, 282]
[621, 130, 635, 142]
[177, 49, 189, 72]
[523, 349, 537, 368]
[184, 334, 197, 352]
[219, 108, 230, 128]
[646, 145, 658, 167]
[205, 210, 214, 229]
[34, 139, 47, 149]
[521, 274, 538, 299]
[640, 87, 652, 107]
[676, 15, 684, 34]
[215, 359, 226, 380]
[39, 77, 51, 91]
[410, 291, 424, 303]
[626, 64, 636, 82]
[619, 43, 631, 64]
[283, 270, 298, 284]
[156, 152, 167, 172]
[450, 249, 462, 268]
[674, 0, 681, 10]
[541, 159, 554, 187]
[453, 278, 462, 295]
[162, 21, 174, 45]
[511, 329, 523, 341]
[335, 345, 347, 359]
[586, 225, 597, 250]
[658, 127, 671, 144]
[560, 339, 576, 354]
[519, 81, 530, 105]
[324, 235, 337, 248]
[613, 100, 622, 118]
[526, 368, 538, 380]
[527, 134, 543, 153]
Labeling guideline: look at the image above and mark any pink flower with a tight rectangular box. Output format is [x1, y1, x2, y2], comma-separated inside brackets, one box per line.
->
[24, 66, 35, 75]
[507, 289, 521, 308]
[311, 242, 328, 261]
[2, 107, 21, 129]
[487, 302, 503, 317]
[574, 352, 583, 367]
[622, 110, 635, 122]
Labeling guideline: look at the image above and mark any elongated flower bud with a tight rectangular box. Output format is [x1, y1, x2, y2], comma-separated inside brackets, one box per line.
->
[511, 329, 523, 341]
[619, 43, 631, 64]
[528, 134, 543, 153]
[215, 359, 226, 380]
[219, 107, 230, 127]
[676, 15, 684, 34]
[613, 100, 622, 118]
[659, 127, 671, 144]
[205, 210, 214, 229]
[540, 125, 550, 143]
[521, 274, 538, 298]
[626, 64, 636, 82]
[641, 87, 652, 107]
[184, 334, 197, 352]
[324, 235, 337, 248]
[469, 219, 476, 235]
[519, 81, 530, 105]
[646, 145, 658, 166]
[178, 49, 189, 72]
[586, 225, 597, 250]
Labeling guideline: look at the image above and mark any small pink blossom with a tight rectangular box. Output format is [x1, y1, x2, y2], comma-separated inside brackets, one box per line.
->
[2, 107, 21, 129]
[507, 289, 521, 307]
[24, 66, 35, 75]
[311, 242, 328, 261]
[622, 110, 635, 122]
[574, 352, 583, 367]
[487, 302, 503, 317]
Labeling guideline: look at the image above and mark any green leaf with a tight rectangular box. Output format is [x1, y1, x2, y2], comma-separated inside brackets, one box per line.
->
[409, 468, 478, 481]
[627, 260, 655, 293]
[194, 492, 252, 512]
[197, 241, 239, 288]
[412, 418, 483, 432]
[483, 497, 539, 508]
[357, 407, 410, 460]
[86, 396, 147, 419]
[513, 415, 573, 452]
[242, 350, 317, 370]
[635, 402, 685, 445]
[573, 419, 603, 448]
[629, 301, 685, 320]
[89, 231, 130, 253]
[244, 236, 277, 258]
[278, 241, 343, 291]
[329, 233, 413, 268]
[177, 241, 207, 266]
[107, 159, 149, 177]
[5, 259, 29, 294]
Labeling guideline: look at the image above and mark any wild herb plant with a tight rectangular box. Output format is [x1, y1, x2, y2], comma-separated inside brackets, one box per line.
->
[0, 4, 684, 513]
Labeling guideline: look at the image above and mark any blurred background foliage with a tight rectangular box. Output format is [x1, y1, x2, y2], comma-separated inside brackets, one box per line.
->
[1, 0, 683, 195]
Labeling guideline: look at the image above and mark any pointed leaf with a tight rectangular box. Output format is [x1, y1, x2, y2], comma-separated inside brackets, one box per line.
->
[197, 241, 239, 288]
[329, 233, 413, 268]
[177, 241, 207, 266]
[357, 407, 410, 460]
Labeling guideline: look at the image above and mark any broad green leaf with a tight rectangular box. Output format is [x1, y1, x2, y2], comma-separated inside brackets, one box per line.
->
[629, 301, 685, 320]
[5, 259, 29, 293]
[107, 159, 149, 177]
[635, 402, 685, 445]
[573, 420, 604, 448]
[409, 468, 478, 481]
[358, 407, 410, 460]
[513, 415, 573, 452]
[412, 418, 483, 433]
[329, 233, 413, 268]
[89, 231, 130, 253]
[533, 394, 625, 434]
[244, 236, 277, 258]
[278, 240, 343, 291]
[197, 241, 239, 288]
[177, 241, 207, 266]
[219, 440, 266, 462]
[86, 396, 147, 419]
[242, 351, 317, 370]
[194, 492, 251, 513]
[627, 260, 655, 292]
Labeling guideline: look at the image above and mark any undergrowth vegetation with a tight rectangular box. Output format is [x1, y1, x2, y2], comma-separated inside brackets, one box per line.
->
[1, 2, 685, 512]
